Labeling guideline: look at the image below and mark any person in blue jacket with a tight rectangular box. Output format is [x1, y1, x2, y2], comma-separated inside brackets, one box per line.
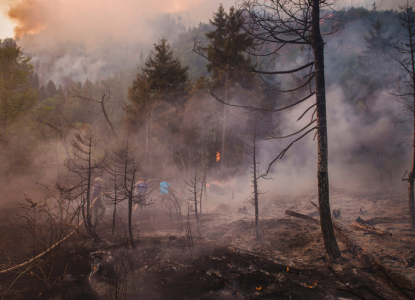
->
[160, 178, 171, 203]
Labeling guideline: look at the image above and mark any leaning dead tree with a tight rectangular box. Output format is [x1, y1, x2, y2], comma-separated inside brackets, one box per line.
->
[393, 2, 415, 230]
[194, 0, 341, 260]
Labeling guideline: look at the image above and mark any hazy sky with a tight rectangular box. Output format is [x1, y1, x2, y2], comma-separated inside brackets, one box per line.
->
[0, 0, 236, 41]
[0, 0, 407, 41]
[0, 7, 14, 39]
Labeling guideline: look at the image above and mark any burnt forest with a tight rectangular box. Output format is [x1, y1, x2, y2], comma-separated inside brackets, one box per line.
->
[1, 0, 415, 299]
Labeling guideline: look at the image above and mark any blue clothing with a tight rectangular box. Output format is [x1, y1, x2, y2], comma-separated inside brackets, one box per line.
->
[160, 181, 170, 195]
[137, 182, 148, 193]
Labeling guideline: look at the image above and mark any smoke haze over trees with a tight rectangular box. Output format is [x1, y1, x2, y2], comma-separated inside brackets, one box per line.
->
[3, 1, 415, 298]
[0, 3, 413, 207]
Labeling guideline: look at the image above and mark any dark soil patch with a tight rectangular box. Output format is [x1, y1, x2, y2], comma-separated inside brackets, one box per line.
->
[1, 193, 415, 299]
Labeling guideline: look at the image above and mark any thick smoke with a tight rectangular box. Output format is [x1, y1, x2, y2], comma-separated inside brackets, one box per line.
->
[224, 11, 410, 211]
[1, 0, 235, 84]
[0, 0, 412, 211]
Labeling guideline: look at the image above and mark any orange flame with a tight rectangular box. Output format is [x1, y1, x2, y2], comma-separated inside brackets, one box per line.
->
[256, 287, 262, 291]
[216, 151, 220, 162]
[286, 267, 289, 272]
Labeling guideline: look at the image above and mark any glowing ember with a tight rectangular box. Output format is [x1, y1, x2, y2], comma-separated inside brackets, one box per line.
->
[256, 287, 262, 290]
[216, 151, 220, 162]
[286, 267, 289, 272]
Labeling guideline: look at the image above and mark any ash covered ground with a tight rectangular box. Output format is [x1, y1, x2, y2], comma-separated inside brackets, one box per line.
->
[1, 189, 415, 299]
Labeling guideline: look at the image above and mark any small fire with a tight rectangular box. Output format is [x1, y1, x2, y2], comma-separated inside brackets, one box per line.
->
[216, 151, 220, 162]
[286, 267, 289, 272]
[256, 287, 262, 290]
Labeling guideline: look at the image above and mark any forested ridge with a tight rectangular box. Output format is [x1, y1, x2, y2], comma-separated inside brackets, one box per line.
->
[0, 6, 406, 181]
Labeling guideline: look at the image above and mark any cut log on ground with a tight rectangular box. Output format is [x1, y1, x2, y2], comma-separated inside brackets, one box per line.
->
[285, 210, 319, 224]
[351, 221, 392, 236]
[356, 216, 408, 226]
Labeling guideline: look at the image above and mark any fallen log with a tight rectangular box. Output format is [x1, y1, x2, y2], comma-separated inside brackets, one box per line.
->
[356, 216, 408, 226]
[333, 220, 415, 299]
[351, 221, 392, 236]
[285, 210, 319, 224]
[287, 205, 415, 299]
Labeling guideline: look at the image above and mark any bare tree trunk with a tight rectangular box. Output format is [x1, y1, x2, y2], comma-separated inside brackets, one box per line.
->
[87, 142, 92, 231]
[410, 124, 415, 231]
[409, 15, 415, 230]
[221, 65, 228, 171]
[312, 0, 341, 261]
[200, 102, 207, 215]
[145, 118, 149, 173]
[145, 98, 149, 174]
[148, 110, 154, 172]
[112, 201, 117, 235]
[193, 171, 201, 237]
[128, 194, 135, 248]
[252, 118, 259, 240]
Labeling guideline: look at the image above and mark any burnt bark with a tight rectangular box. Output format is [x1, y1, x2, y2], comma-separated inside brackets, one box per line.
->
[311, 0, 341, 260]
[409, 21, 415, 229]
[409, 179, 415, 229]
[112, 201, 117, 235]
[394, 3, 415, 230]
[252, 118, 259, 239]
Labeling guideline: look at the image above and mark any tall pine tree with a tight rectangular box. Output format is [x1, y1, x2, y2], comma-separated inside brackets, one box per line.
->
[205, 5, 255, 87]
[364, 18, 392, 58]
[204, 4, 256, 170]
[142, 37, 189, 93]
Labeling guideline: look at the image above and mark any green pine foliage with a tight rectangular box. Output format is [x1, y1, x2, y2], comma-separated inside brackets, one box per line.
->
[205, 5, 256, 87]
[143, 37, 189, 93]
[0, 38, 37, 141]
[363, 18, 392, 57]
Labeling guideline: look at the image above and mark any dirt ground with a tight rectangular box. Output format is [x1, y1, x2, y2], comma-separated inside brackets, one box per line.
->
[1, 190, 415, 299]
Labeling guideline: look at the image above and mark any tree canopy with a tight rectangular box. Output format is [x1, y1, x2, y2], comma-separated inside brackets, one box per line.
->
[142, 37, 189, 93]
[205, 5, 255, 87]
[0, 38, 37, 140]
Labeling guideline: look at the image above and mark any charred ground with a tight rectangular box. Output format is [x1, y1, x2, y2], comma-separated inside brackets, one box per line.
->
[1, 190, 415, 299]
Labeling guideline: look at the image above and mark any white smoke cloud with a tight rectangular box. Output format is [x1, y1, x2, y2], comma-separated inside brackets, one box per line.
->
[0, 0, 237, 84]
